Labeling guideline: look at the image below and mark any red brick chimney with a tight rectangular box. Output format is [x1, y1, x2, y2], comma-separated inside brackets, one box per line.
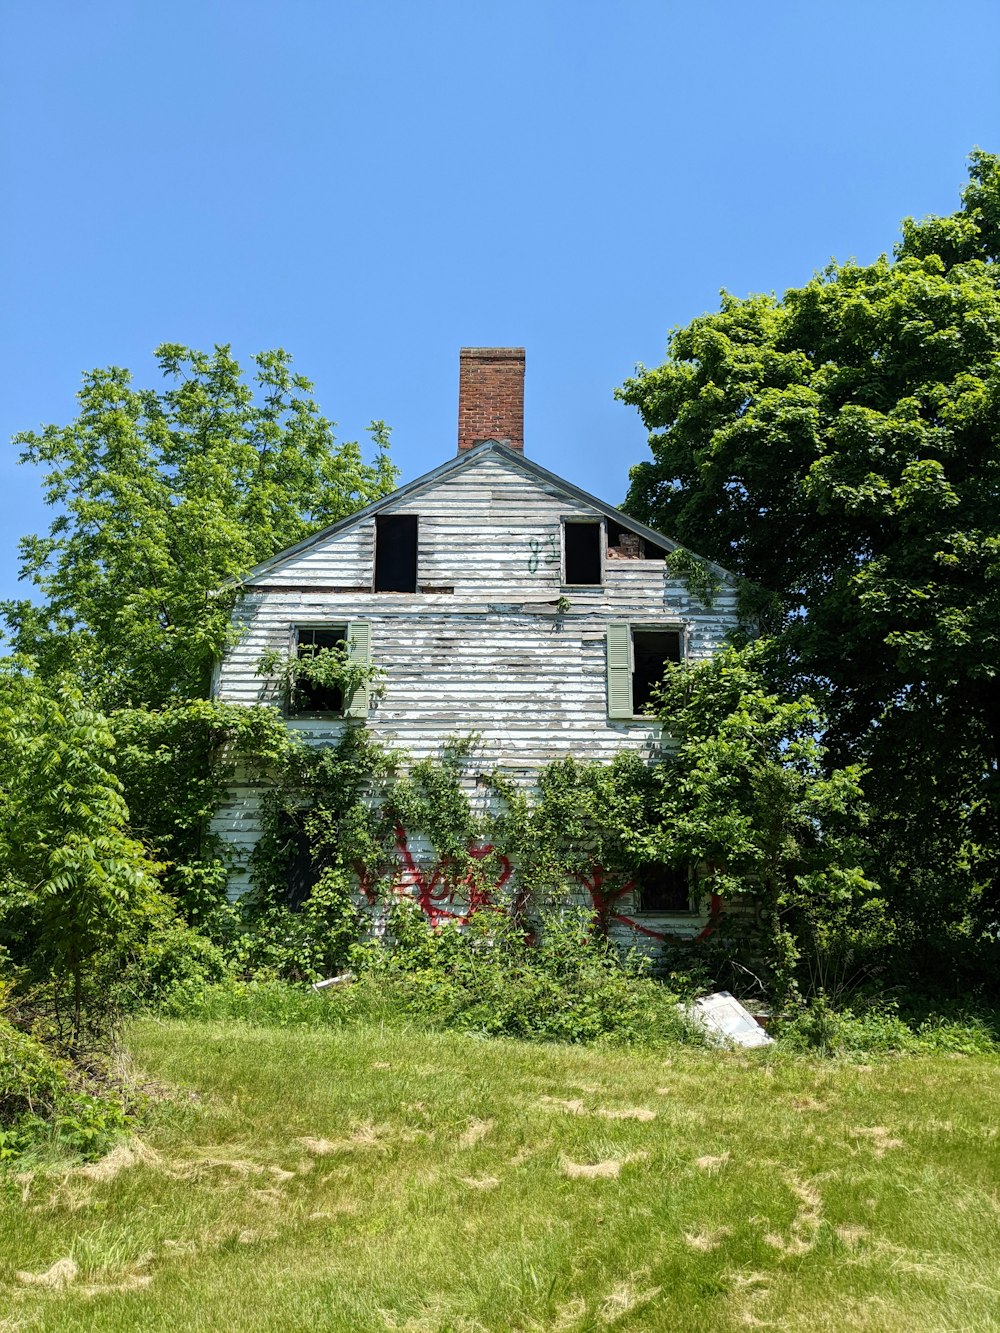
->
[457, 347, 525, 453]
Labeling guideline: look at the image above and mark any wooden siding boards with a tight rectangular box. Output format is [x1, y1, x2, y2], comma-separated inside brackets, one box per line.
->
[211, 444, 740, 924]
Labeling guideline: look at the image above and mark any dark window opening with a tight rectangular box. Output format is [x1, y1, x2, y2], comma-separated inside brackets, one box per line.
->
[375, 514, 418, 592]
[294, 626, 345, 713]
[635, 862, 692, 913]
[279, 812, 322, 909]
[564, 522, 602, 584]
[631, 630, 681, 715]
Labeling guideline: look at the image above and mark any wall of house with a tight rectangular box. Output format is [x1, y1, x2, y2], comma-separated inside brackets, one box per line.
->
[211, 447, 739, 943]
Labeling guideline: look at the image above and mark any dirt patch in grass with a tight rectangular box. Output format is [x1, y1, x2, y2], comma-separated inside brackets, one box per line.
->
[75, 1139, 160, 1182]
[560, 1151, 649, 1180]
[695, 1152, 730, 1172]
[596, 1106, 657, 1121]
[16, 1257, 79, 1288]
[851, 1126, 904, 1155]
[684, 1226, 732, 1251]
[458, 1118, 493, 1148]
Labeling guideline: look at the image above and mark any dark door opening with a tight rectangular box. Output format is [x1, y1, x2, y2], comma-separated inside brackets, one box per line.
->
[375, 514, 418, 592]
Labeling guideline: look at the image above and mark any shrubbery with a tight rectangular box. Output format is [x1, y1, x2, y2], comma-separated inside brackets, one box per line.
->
[776, 996, 999, 1057]
[347, 900, 700, 1046]
[0, 1007, 126, 1165]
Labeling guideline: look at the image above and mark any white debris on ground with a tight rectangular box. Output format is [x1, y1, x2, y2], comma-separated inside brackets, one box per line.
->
[685, 991, 774, 1048]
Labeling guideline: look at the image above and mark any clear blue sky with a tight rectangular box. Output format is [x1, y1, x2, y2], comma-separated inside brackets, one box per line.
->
[2, 0, 998, 601]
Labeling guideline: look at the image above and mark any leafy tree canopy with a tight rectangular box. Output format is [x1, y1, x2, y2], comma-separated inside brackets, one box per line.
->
[2, 345, 397, 710]
[0, 659, 163, 1046]
[619, 150, 1000, 935]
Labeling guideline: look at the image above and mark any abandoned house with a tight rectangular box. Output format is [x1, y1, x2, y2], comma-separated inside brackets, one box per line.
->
[211, 347, 740, 950]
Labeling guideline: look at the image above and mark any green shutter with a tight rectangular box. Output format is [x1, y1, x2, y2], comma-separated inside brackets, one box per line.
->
[606, 622, 633, 719]
[344, 621, 372, 719]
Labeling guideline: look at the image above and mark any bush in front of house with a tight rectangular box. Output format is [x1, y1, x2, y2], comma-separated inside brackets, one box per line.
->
[344, 899, 703, 1047]
[0, 1003, 127, 1167]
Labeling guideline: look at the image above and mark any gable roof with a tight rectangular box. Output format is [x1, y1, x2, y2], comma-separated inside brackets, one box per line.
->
[235, 440, 735, 585]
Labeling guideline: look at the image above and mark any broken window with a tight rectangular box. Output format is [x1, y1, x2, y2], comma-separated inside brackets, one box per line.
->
[634, 863, 693, 914]
[631, 630, 681, 715]
[606, 623, 682, 718]
[292, 626, 346, 714]
[563, 521, 603, 585]
[606, 519, 667, 560]
[375, 514, 418, 592]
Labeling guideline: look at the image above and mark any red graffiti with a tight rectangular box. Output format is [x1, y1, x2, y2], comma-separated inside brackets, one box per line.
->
[385, 831, 724, 944]
[392, 824, 513, 925]
[575, 863, 724, 942]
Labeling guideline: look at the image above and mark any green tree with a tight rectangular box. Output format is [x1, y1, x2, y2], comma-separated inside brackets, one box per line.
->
[0, 660, 162, 1047]
[650, 647, 878, 1001]
[619, 151, 1000, 970]
[2, 344, 397, 710]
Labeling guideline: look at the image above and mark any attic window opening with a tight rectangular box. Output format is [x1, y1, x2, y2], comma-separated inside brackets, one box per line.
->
[632, 630, 682, 715]
[375, 514, 418, 592]
[564, 522, 602, 585]
[607, 519, 666, 560]
[293, 627, 346, 714]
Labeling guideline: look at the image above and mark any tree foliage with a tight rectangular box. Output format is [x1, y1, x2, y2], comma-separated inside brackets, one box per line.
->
[0, 661, 162, 1046]
[619, 151, 1000, 958]
[2, 344, 397, 710]
[650, 647, 878, 999]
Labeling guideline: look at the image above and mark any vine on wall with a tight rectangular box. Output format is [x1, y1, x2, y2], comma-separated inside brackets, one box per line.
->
[240, 646, 877, 1002]
[255, 641, 385, 713]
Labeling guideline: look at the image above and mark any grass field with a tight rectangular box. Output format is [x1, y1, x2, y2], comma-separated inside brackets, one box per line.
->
[2, 1018, 1000, 1331]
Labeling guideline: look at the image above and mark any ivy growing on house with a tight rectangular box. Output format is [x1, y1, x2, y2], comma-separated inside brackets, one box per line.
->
[255, 640, 386, 714]
[238, 644, 879, 1001]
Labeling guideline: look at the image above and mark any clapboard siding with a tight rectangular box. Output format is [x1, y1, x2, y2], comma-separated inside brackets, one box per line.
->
[212, 447, 740, 914]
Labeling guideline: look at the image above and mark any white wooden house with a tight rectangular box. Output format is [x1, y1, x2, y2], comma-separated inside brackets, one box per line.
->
[211, 348, 740, 948]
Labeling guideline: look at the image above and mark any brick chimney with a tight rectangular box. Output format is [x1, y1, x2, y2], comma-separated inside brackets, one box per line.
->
[457, 347, 525, 453]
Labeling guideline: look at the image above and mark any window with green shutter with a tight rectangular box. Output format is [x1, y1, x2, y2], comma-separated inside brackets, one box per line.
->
[606, 622, 633, 718]
[607, 623, 683, 719]
[344, 620, 372, 719]
[288, 621, 372, 719]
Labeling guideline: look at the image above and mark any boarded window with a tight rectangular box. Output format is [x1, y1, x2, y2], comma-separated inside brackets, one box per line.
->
[634, 863, 693, 913]
[564, 522, 602, 585]
[294, 627, 345, 713]
[632, 630, 681, 715]
[375, 514, 418, 592]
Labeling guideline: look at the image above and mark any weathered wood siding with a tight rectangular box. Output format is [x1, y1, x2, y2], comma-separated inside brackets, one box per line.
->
[212, 447, 739, 938]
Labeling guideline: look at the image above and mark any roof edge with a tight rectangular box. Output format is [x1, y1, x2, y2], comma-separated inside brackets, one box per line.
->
[228, 441, 737, 587]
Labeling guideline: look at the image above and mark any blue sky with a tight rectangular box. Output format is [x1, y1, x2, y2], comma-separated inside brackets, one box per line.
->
[2, 0, 999, 602]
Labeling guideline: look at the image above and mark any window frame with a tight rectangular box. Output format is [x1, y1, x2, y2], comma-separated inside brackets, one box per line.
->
[286, 621, 372, 720]
[373, 512, 419, 593]
[629, 862, 699, 917]
[561, 516, 605, 588]
[606, 620, 687, 721]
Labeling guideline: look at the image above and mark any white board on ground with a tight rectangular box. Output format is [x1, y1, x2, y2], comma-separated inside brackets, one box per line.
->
[687, 991, 774, 1048]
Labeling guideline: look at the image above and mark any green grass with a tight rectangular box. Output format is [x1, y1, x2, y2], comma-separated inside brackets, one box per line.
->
[3, 1019, 1000, 1331]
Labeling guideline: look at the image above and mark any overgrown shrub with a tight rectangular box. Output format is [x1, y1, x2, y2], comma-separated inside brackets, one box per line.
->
[0, 1007, 126, 1166]
[348, 900, 701, 1046]
[776, 995, 1000, 1056]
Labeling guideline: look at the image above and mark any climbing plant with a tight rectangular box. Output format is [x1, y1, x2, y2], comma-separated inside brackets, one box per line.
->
[255, 641, 385, 714]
